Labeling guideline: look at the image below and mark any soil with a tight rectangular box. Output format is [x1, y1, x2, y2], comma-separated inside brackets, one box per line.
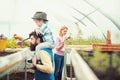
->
[92, 67, 120, 80]
[1, 72, 34, 80]
[66, 65, 75, 77]
[78, 52, 120, 80]
[0, 51, 18, 56]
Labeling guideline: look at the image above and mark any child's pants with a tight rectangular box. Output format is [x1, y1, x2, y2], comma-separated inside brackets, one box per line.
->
[35, 42, 55, 56]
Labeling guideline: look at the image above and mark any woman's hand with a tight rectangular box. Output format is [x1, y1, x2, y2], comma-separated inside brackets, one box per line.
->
[65, 36, 71, 41]
[32, 56, 37, 67]
[66, 36, 71, 40]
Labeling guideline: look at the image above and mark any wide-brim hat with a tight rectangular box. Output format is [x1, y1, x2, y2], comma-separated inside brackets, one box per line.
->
[32, 11, 48, 21]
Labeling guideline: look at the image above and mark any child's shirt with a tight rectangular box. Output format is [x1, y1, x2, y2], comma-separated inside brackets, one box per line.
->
[39, 23, 55, 45]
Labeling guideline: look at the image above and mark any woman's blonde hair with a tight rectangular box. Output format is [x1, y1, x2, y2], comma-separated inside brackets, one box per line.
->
[59, 26, 68, 36]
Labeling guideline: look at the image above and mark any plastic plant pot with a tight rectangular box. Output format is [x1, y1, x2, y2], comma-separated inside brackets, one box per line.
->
[17, 41, 22, 47]
[0, 40, 6, 50]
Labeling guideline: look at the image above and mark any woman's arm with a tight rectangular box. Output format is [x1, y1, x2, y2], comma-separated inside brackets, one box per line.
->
[56, 37, 65, 51]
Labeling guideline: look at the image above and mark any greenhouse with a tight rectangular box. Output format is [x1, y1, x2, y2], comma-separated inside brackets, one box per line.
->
[0, 0, 120, 80]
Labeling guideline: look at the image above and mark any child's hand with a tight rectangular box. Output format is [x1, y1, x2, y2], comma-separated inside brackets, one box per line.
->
[35, 28, 40, 35]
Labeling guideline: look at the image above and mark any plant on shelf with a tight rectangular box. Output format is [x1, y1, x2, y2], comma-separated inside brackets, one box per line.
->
[0, 34, 7, 50]
[6, 38, 28, 48]
[0, 34, 7, 40]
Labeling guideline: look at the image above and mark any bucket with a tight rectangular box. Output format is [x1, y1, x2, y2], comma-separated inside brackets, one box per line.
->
[0, 40, 6, 50]
[66, 64, 76, 80]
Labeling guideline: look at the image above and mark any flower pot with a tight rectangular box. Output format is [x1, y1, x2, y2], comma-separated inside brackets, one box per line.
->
[0, 40, 6, 50]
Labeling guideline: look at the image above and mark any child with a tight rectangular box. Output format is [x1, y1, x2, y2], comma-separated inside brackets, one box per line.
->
[32, 11, 55, 54]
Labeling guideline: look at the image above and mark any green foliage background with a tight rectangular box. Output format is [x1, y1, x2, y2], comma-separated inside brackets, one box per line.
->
[6, 38, 28, 48]
[78, 50, 120, 74]
[66, 36, 105, 45]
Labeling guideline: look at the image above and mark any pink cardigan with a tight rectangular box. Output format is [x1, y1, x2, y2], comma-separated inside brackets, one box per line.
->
[55, 36, 64, 56]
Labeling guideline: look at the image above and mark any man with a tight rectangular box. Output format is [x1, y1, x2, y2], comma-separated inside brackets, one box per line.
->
[29, 31, 54, 80]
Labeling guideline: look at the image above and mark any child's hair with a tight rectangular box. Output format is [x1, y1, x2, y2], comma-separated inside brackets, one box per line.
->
[59, 26, 68, 36]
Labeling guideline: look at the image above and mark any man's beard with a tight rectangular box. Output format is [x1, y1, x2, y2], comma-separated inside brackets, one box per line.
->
[30, 43, 37, 51]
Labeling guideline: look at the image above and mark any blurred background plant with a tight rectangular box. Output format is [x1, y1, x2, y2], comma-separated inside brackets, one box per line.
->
[66, 36, 105, 45]
[78, 50, 120, 74]
[6, 38, 28, 48]
[0, 33, 7, 40]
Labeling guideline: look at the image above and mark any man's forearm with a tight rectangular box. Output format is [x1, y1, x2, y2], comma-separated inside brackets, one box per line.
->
[24, 40, 30, 46]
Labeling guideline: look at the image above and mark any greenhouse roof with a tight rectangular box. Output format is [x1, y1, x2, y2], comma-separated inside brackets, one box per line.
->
[0, 0, 120, 43]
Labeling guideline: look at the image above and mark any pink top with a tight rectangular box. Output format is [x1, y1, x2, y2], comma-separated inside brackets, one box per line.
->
[55, 36, 64, 56]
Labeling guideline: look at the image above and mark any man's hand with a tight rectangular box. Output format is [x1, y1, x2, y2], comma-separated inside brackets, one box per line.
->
[32, 56, 37, 67]
[13, 34, 23, 40]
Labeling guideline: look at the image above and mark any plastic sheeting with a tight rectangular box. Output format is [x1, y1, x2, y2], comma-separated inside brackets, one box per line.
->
[0, 0, 120, 43]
